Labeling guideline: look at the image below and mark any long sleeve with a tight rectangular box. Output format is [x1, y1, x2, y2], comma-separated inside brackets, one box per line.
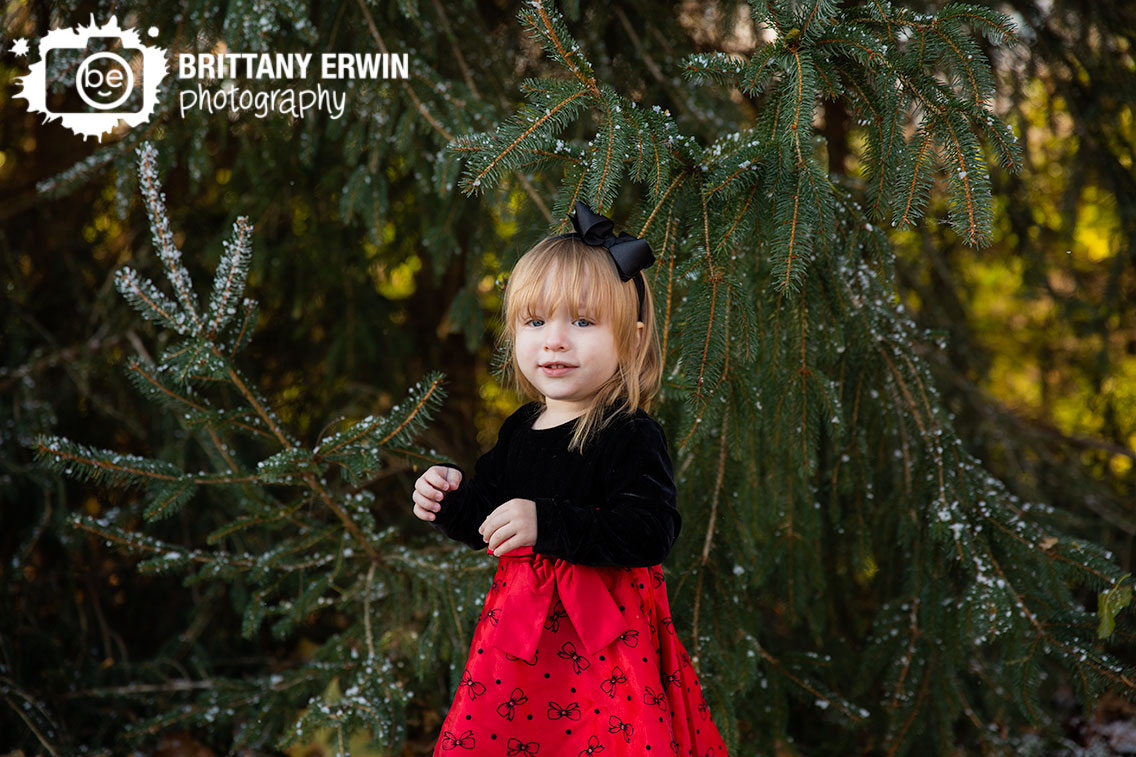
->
[430, 413, 518, 551]
[531, 416, 682, 567]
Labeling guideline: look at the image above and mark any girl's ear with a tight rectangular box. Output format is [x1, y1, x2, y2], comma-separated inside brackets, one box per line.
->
[635, 321, 645, 351]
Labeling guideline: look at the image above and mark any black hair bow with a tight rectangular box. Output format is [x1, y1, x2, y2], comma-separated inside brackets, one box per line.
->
[552, 201, 655, 320]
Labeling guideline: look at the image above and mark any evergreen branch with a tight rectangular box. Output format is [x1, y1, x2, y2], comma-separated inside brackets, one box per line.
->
[753, 638, 866, 722]
[519, 146, 586, 165]
[448, 134, 491, 154]
[426, 0, 480, 100]
[256, 527, 342, 572]
[32, 436, 181, 486]
[208, 512, 281, 544]
[741, 45, 781, 99]
[125, 358, 272, 440]
[517, 0, 598, 94]
[651, 207, 678, 363]
[704, 150, 764, 198]
[811, 29, 884, 67]
[136, 144, 203, 333]
[760, 0, 785, 36]
[812, 58, 842, 100]
[317, 372, 445, 457]
[682, 52, 746, 89]
[585, 87, 628, 210]
[306, 473, 378, 562]
[113, 267, 190, 335]
[693, 355, 730, 661]
[206, 344, 377, 560]
[557, 164, 591, 227]
[803, 158, 835, 257]
[72, 515, 254, 569]
[353, 0, 452, 142]
[224, 298, 259, 358]
[982, 514, 1117, 584]
[353, 0, 562, 224]
[971, 105, 1022, 174]
[125, 357, 207, 412]
[626, 114, 647, 181]
[894, 118, 939, 229]
[833, 64, 883, 125]
[936, 3, 1018, 45]
[867, 84, 904, 218]
[788, 49, 815, 151]
[799, 0, 831, 37]
[677, 365, 731, 452]
[696, 191, 719, 401]
[925, 19, 992, 104]
[938, 109, 992, 246]
[636, 170, 687, 238]
[986, 555, 1136, 692]
[206, 216, 253, 338]
[364, 562, 377, 660]
[886, 597, 923, 713]
[63, 680, 218, 697]
[719, 180, 762, 243]
[0, 683, 60, 757]
[144, 482, 195, 521]
[877, 346, 945, 506]
[217, 352, 294, 448]
[885, 659, 934, 754]
[205, 497, 313, 548]
[780, 166, 807, 291]
[461, 84, 590, 193]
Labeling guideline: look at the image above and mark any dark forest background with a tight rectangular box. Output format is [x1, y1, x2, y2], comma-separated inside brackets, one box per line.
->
[2, 0, 1135, 754]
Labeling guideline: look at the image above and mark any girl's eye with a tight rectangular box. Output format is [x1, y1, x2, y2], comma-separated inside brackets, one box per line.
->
[523, 317, 591, 327]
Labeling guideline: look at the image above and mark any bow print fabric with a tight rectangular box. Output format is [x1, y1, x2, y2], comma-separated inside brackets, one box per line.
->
[489, 546, 628, 662]
[433, 551, 729, 755]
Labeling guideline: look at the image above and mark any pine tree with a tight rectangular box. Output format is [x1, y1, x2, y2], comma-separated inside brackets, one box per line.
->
[32, 143, 467, 753]
[449, 1, 1135, 753]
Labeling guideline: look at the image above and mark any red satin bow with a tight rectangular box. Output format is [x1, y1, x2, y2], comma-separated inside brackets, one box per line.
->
[487, 546, 628, 662]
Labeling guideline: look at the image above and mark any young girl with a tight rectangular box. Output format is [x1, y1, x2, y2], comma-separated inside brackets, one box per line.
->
[413, 202, 729, 756]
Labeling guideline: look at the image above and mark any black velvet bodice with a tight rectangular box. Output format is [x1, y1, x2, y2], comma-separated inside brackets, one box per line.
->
[430, 401, 682, 567]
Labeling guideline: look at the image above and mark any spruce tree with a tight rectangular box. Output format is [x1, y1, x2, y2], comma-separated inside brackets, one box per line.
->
[33, 142, 461, 752]
[7, 0, 1136, 755]
[446, 3, 1136, 753]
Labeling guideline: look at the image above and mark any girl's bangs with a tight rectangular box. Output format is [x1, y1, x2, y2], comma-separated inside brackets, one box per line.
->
[506, 240, 630, 326]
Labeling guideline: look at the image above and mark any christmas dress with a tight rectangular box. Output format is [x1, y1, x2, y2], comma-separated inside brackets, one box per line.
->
[430, 401, 728, 756]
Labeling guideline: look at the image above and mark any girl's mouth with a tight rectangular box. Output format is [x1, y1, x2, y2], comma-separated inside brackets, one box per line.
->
[540, 364, 576, 376]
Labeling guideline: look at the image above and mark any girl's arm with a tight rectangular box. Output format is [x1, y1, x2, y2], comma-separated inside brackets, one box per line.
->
[531, 416, 682, 567]
[430, 413, 518, 551]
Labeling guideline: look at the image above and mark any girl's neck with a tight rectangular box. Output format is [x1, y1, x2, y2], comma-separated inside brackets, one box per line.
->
[534, 399, 591, 429]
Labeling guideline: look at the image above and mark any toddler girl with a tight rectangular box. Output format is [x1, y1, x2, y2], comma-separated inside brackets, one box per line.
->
[413, 202, 729, 756]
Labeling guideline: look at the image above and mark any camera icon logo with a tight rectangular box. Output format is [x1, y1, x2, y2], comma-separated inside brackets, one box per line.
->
[76, 51, 135, 111]
[15, 15, 168, 141]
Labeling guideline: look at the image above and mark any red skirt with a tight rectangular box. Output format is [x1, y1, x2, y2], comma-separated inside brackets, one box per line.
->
[434, 547, 728, 756]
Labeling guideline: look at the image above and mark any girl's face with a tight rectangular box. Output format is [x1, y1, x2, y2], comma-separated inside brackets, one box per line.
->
[515, 299, 621, 417]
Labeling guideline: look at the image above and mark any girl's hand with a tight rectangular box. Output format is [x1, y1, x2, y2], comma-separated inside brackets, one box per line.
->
[479, 498, 537, 556]
[413, 465, 462, 522]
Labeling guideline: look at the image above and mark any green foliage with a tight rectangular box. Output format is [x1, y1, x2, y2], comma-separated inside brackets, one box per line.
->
[28, 144, 469, 754]
[4, 0, 1135, 755]
[442, 1, 1131, 754]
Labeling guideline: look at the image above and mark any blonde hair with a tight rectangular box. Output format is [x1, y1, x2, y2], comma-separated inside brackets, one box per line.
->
[496, 235, 663, 454]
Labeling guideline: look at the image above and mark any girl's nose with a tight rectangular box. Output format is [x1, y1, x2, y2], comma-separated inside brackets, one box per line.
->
[543, 318, 570, 349]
